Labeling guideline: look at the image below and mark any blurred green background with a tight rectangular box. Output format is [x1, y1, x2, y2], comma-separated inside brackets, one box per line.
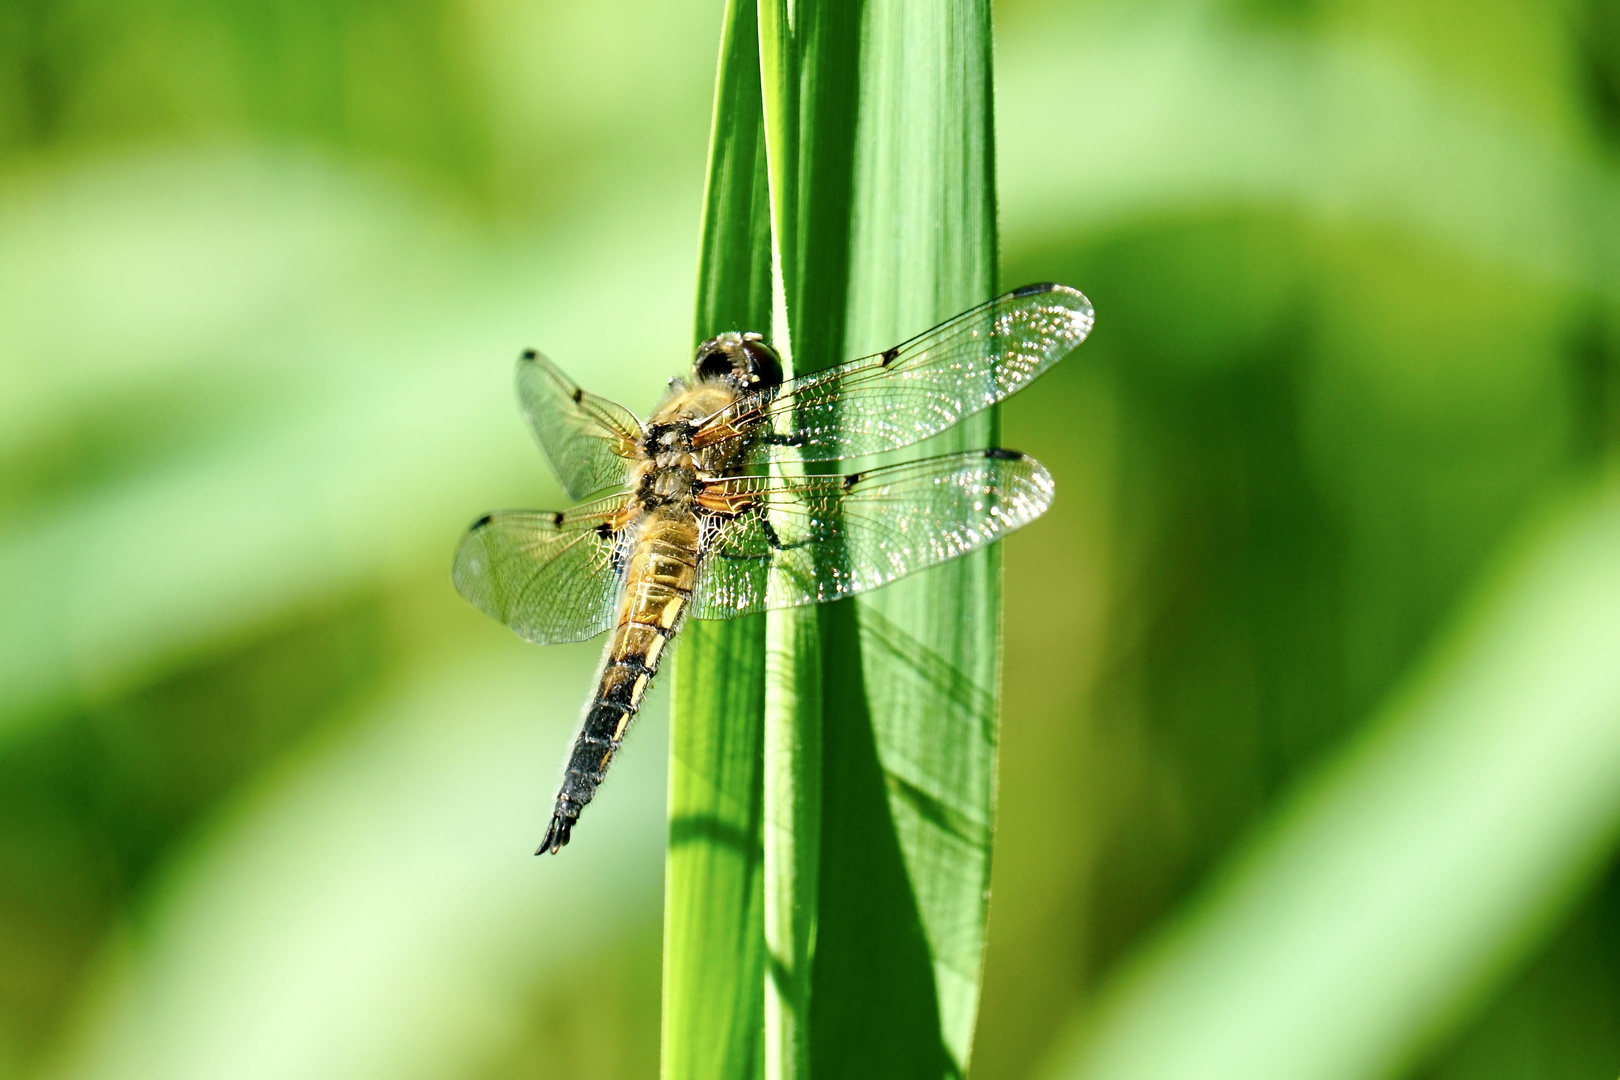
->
[4, 0, 1620, 1078]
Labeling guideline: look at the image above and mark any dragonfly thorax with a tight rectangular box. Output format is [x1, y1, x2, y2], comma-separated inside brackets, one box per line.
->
[637, 461, 700, 510]
[641, 420, 695, 457]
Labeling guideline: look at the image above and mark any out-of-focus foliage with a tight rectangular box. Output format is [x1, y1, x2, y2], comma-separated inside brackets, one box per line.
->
[983, 3, 1620, 1079]
[2, 0, 1619, 1078]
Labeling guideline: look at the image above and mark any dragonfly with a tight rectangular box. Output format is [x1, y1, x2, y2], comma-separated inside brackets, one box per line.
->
[453, 282, 1094, 854]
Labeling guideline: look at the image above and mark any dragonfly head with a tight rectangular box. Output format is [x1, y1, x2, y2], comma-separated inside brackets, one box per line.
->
[693, 331, 783, 392]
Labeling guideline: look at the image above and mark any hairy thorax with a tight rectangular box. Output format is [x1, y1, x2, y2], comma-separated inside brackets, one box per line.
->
[630, 379, 749, 516]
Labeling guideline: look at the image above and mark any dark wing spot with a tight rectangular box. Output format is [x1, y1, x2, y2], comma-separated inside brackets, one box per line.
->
[571, 387, 584, 404]
[984, 447, 1023, 461]
[1010, 282, 1058, 298]
[842, 471, 863, 490]
[520, 348, 538, 361]
[595, 522, 614, 538]
[551, 511, 565, 526]
[880, 347, 900, 367]
[470, 513, 494, 529]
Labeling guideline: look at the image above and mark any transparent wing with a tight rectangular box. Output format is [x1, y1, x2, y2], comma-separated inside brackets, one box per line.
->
[690, 449, 1054, 619]
[517, 350, 643, 500]
[691, 284, 1092, 463]
[452, 494, 633, 644]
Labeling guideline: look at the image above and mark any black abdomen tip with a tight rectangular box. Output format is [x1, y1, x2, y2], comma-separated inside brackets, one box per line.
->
[984, 447, 1023, 460]
[536, 810, 575, 855]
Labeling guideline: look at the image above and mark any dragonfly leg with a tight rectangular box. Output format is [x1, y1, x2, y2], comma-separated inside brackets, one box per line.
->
[714, 507, 827, 560]
[757, 515, 792, 550]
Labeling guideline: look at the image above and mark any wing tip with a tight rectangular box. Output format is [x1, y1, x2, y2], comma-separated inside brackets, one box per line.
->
[1024, 456, 1057, 511]
[1009, 281, 1095, 324]
[985, 448, 1056, 517]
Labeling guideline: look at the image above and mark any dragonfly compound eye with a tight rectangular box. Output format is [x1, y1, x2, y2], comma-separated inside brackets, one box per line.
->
[737, 336, 783, 389]
[693, 332, 783, 390]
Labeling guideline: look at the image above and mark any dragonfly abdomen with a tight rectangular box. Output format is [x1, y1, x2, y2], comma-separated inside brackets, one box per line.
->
[537, 513, 702, 854]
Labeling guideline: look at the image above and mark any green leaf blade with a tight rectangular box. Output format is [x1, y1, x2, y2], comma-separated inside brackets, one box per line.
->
[671, 0, 1004, 1074]
[758, 0, 1003, 1076]
[662, 0, 773, 1076]
[836, 3, 1001, 1066]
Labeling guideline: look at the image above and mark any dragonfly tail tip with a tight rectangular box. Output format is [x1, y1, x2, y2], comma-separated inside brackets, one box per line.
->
[535, 811, 575, 855]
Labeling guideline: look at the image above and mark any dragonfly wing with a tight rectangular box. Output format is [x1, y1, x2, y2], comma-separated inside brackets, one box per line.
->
[690, 449, 1054, 619]
[453, 495, 631, 644]
[517, 351, 643, 500]
[691, 284, 1092, 463]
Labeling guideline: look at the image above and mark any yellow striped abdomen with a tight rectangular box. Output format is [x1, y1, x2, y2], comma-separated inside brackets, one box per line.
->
[537, 513, 700, 853]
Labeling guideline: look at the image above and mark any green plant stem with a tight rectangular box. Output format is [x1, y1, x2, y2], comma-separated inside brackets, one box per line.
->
[757, 2, 866, 1075]
[669, 0, 1000, 1076]
[662, 0, 773, 1075]
[763, 607, 821, 1079]
[835, 4, 1001, 1065]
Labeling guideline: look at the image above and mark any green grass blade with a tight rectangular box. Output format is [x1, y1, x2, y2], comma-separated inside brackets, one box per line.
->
[662, 1, 773, 1076]
[762, 605, 822, 1079]
[1038, 469, 1620, 1080]
[757, 0, 1001, 1076]
[756, 4, 861, 1078]
[826, 5, 1000, 1072]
